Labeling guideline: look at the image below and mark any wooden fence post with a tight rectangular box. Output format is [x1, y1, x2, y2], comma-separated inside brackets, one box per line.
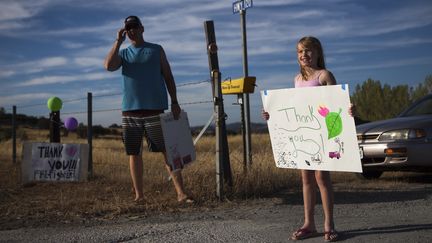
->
[49, 111, 60, 143]
[204, 20, 233, 200]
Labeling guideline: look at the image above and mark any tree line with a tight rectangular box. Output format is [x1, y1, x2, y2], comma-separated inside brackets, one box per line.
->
[351, 75, 432, 122]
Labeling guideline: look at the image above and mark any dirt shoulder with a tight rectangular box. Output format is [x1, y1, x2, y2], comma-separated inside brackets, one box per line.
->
[1, 181, 432, 242]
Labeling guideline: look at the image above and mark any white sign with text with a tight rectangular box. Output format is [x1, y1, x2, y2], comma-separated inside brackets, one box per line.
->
[160, 111, 196, 171]
[261, 84, 362, 172]
[22, 142, 89, 183]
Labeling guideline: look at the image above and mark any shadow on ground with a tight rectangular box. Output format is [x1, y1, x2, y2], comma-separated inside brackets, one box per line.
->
[340, 224, 432, 241]
[274, 173, 432, 205]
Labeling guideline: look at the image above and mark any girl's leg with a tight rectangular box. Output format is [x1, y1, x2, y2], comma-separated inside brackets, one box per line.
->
[301, 170, 318, 230]
[291, 170, 318, 240]
[315, 170, 335, 232]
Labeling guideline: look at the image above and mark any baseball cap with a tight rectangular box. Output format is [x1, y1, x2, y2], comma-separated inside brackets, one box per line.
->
[124, 15, 143, 29]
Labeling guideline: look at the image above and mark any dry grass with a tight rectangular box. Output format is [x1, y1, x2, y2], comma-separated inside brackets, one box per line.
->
[0, 127, 430, 228]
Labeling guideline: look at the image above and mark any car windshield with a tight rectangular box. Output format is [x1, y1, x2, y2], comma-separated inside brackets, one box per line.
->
[401, 96, 432, 117]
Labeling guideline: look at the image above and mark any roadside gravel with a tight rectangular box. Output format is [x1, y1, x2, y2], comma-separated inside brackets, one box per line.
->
[1, 183, 432, 242]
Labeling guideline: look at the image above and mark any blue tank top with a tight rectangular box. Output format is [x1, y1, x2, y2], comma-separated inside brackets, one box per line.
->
[119, 42, 168, 111]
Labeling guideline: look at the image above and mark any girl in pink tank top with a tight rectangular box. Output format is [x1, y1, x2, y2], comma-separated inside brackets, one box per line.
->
[294, 70, 325, 88]
[262, 37, 340, 242]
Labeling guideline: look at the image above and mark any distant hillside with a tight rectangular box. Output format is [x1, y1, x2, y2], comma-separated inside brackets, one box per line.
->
[191, 122, 268, 135]
[0, 110, 51, 129]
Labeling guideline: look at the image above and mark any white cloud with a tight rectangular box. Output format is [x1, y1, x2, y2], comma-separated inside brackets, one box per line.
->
[0, 2, 34, 21]
[1, 56, 69, 75]
[61, 41, 85, 49]
[0, 0, 52, 31]
[0, 92, 54, 107]
[38, 57, 68, 67]
[0, 70, 16, 78]
[335, 57, 432, 72]
[73, 57, 104, 67]
[17, 72, 113, 87]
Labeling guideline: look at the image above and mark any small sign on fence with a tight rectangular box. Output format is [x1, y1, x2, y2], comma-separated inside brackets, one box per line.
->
[22, 142, 89, 184]
[221, 76, 256, 94]
[160, 111, 196, 171]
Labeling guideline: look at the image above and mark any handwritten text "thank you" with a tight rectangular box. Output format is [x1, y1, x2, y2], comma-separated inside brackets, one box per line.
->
[38, 146, 63, 158]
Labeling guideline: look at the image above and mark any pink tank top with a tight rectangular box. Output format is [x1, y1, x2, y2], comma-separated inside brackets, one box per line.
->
[294, 70, 324, 88]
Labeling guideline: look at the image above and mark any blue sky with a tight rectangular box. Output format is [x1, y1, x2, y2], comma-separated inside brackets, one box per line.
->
[1, 0, 431, 127]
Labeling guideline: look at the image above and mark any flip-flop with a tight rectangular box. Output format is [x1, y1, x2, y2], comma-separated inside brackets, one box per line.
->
[324, 230, 339, 242]
[291, 228, 318, 240]
[178, 197, 195, 204]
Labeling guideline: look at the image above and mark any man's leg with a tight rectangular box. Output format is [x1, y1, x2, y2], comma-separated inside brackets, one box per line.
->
[163, 153, 190, 202]
[122, 116, 145, 201]
[130, 155, 144, 201]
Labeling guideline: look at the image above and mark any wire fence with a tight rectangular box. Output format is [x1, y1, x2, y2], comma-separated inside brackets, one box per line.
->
[8, 79, 213, 117]
[4, 78, 220, 179]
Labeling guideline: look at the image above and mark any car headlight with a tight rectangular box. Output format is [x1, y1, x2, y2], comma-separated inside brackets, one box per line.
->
[378, 129, 426, 141]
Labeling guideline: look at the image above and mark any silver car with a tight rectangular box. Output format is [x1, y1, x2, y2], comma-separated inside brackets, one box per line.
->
[356, 94, 432, 179]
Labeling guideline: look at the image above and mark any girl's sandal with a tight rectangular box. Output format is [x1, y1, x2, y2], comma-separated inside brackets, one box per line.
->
[324, 230, 339, 242]
[290, 228, 318, 240]
[178, 196, 195, 204]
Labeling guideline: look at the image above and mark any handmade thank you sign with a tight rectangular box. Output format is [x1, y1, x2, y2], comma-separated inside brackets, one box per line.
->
[160, 111, 196, 171]
[22, 142, 89, 183]
[261, 84, 362, 172]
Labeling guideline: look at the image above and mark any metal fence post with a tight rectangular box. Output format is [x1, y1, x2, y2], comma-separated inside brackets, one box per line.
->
[240, 9, 252, 170]
[12, 105, 16, 163]
[87, 92, 93, 178]
[213, 70, 224, 200]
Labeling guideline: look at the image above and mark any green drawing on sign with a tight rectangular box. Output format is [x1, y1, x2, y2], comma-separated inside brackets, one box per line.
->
[326, 108, 342, 139]
[318, 106, 343, 139]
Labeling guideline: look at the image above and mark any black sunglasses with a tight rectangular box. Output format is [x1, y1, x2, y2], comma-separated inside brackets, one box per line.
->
[125, 23, 141, 31]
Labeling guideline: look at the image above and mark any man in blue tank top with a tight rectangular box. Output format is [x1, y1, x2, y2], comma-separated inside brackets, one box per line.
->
[104, 16, 193, 203]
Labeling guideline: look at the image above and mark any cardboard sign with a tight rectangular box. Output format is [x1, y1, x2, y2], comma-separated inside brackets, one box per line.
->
[22, 142, 89, 183]
[160, 111, 196, 170]
[261, 84, 362, 172]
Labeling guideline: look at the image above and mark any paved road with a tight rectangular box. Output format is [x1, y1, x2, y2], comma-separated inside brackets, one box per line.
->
[1, 185, 432, 242]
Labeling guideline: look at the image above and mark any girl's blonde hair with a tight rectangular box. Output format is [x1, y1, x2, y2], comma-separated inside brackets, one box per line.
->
[298, 36, 326, 80]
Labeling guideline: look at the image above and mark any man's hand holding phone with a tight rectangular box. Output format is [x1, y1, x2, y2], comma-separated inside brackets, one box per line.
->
[116, 28, 126, 43]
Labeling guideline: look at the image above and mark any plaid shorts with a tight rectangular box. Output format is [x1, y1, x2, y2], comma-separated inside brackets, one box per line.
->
[122, 115, 165, 155]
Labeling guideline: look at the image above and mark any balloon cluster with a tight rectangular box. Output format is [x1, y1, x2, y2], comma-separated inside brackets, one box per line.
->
[47, 96, 78, 131]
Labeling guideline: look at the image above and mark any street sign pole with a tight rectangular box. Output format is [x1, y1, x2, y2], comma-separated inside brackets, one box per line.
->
[240, 9, 252, 170]
[233, 0, 253, 170]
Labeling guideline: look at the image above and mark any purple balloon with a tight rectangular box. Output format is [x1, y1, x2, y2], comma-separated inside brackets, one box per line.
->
[64, 117, 78, 131]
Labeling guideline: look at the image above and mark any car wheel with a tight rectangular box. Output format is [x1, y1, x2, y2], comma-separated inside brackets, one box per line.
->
[358, 170, 384, 179]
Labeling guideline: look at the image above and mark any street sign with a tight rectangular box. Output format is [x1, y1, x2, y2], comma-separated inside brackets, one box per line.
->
[233, 0, 253, 14]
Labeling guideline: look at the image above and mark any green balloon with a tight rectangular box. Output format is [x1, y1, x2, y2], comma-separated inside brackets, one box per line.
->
[47, 97, 63, 111]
